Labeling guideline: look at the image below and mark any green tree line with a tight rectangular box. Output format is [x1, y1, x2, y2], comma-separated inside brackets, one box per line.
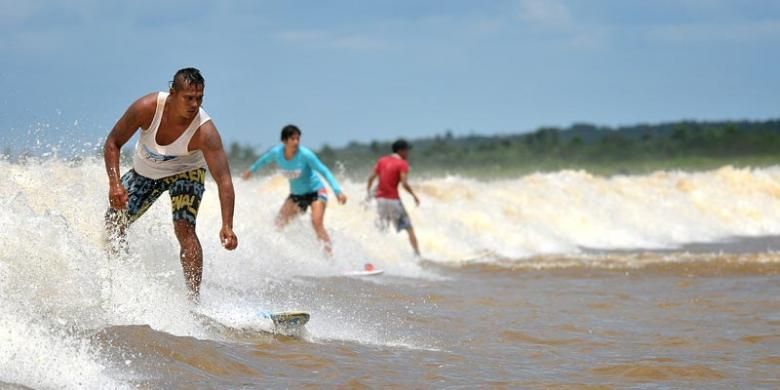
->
[227, 119, 780, 177]
[7, 119, 773, 176]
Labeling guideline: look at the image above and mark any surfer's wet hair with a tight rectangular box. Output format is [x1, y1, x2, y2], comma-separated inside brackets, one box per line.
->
[392, 139, 411, 153]
[171, 67, 205, 90]
[281, 124, 302, 141]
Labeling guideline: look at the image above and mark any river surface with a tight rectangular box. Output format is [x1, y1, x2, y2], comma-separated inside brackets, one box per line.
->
[1, 159, 779, 388]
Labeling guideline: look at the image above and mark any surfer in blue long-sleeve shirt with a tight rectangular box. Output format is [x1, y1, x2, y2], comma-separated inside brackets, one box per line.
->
[241, 124, 347, 255]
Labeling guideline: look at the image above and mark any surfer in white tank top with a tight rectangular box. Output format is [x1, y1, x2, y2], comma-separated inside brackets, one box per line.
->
[103, 67, 238, 303]
[132, 91, 210, 179]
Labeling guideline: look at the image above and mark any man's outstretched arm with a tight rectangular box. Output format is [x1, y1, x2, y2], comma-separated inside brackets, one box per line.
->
[400, 171, 420, 206]
[366, 172, 377, 199]
[103, 94, 154, 209]
[199, 121, 238, 250]
[241, 146, 277, 180]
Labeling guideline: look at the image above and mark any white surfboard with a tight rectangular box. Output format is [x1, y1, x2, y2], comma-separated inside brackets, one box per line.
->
[192, 309, 310, 335]
[257, 310, 310, 329]
[344, 269, 385, 276]
[344, 263, 384, 276]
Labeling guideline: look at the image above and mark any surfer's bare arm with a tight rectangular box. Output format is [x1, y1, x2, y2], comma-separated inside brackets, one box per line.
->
[198, 121, 238, 250]
[103, 93, 155, 209]
[366, 172, 377, 199]
[400, 171, 420, 206]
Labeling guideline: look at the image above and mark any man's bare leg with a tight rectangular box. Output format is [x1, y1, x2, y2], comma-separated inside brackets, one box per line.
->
[406, 227, 420, 256]
[309, 200, 332, 256]
[174, 220, 203, 303]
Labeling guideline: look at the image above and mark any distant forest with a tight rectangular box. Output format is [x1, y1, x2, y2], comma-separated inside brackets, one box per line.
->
[4, 119, 778, 177]
[228, 119, 780, 177]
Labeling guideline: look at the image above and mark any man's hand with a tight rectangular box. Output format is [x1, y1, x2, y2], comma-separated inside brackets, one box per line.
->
[413, 194, 420, 207]
[241, 171, 252, 180]
[220, 225, 238, 250]
[108, 183, 129, 209]
[337, 193, 348, 205]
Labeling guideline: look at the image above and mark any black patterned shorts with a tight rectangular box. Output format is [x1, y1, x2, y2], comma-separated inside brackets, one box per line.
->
[288, 188, 328, 212]
[119, 168, 206, 225]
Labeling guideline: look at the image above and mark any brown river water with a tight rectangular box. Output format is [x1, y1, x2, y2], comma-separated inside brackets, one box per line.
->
[1, 161, 779, 388]
[91, 253, 780, 389]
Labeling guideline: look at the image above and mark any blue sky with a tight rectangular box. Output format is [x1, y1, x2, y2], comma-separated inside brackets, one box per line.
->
[1, 0, 778, 153]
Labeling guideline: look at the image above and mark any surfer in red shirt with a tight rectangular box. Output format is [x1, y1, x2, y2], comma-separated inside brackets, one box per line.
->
[366, 139, 421, 256]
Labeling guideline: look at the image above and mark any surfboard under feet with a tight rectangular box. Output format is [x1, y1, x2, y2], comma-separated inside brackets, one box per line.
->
[344, 262, 384, 276]
[344, 269, 385, 276]
[258, 310, 310, 328]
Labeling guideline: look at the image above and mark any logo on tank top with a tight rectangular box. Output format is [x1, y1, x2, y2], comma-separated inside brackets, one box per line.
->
[143, 145, 177, 163]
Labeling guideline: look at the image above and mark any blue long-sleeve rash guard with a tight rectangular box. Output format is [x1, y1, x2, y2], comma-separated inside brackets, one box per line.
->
[248, 144, 343, 195]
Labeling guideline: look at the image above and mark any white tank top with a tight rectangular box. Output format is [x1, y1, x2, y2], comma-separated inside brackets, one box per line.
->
[132, 92, 210, 179]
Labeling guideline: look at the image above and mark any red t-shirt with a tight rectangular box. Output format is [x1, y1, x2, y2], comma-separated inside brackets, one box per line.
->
[374, 155, 409, 199]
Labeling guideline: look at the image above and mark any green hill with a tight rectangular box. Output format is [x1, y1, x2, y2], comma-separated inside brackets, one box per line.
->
[230, 119, 780, 178]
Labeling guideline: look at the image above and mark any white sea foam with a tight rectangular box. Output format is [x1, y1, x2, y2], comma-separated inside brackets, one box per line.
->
[3, 158, 780, 384]
[0, 269, 131, 390]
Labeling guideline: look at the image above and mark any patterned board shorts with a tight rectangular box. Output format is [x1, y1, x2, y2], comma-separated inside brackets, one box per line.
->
[288, 188, 328, 212]
[375, 198, 413, 232]
[114, 168, 206, 225]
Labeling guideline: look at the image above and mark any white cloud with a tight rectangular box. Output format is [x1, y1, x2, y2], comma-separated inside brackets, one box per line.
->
[516, 0, 572, 30]
[511, 0, 608, 51]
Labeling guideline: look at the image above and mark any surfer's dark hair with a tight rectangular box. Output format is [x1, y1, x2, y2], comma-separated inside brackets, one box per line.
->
[392, 139, 411, 153]
[281, 124, 302, 141]
[171, 67, 205, 90]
